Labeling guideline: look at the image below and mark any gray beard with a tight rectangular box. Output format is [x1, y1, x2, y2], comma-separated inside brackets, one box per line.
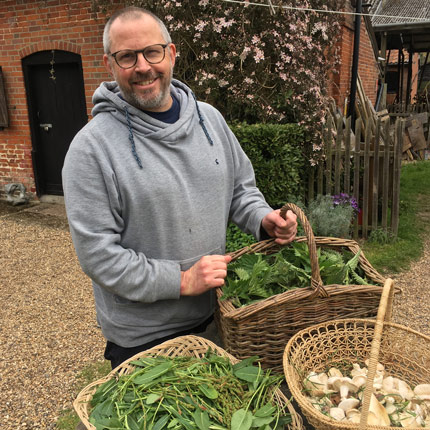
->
[116, 69, 173, 111]
[125, 87, 168, 111]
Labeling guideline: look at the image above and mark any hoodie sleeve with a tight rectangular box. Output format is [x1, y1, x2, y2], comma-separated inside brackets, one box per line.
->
[201, 105, 273, 240]
[62, 125, 181, 303]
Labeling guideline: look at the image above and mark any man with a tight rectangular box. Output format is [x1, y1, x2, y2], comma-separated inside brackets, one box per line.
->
[62, 6, 297, 369]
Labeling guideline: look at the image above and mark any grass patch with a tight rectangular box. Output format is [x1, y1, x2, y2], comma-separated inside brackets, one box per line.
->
[362, 161, 430, 275]
[56, 360, 111, 430]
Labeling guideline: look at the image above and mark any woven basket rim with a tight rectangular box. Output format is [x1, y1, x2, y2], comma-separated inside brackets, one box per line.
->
[74, 335, 304, 430]
[283, 299, 430, 430]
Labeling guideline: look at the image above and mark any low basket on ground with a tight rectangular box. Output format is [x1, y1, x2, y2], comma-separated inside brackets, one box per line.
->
[216, 202, 387, 372]
[283, 278, 430, 430]
[73, 335, 303, 430]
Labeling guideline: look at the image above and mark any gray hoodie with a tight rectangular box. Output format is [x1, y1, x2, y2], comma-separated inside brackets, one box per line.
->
[62, 79, 272, 347]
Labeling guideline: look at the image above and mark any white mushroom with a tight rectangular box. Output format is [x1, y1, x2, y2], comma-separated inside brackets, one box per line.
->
[382, 375, 396, 392]
[352, 374, 367, 389]
[346, 408, 361, 423]
[414, 384, 430, 401]
[398, 379, 414, 401]
[351, 363, 367, 377]
[338, 397, 360, 413]
[373, 372, 384, 390]
[383, 396, 398, 415]
[382, 376, 414, 401]
[327, 367, 343, 378]
[303, 372, 329, 397]
[331, 377, 359, 400]
[329, 407, 345, 421]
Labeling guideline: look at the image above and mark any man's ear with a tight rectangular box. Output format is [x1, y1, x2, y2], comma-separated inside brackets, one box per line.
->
[168, 43, 176, 68]
[103, 54, 114, 77]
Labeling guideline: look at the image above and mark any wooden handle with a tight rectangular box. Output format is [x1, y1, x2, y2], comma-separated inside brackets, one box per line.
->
[280, 203, 328, 298]
[358, 278, 395, 429]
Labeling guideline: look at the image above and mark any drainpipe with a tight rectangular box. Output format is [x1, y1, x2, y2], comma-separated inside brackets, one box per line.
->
[347, 0, 362, 130]
[406, 47, 413, 107]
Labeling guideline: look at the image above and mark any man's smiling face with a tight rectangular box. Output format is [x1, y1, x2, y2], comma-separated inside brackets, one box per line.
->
[103, 13, 176, 112]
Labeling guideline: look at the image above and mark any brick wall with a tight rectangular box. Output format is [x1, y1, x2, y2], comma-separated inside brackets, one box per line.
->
[0, 0, 123, 197]
[329, 11, 380, 114]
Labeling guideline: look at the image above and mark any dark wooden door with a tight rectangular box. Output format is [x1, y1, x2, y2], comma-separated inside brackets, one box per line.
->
[22, 50, 87, 196]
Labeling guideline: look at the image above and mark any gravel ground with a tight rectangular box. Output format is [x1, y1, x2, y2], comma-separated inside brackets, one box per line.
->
[1, 199, 429, 430]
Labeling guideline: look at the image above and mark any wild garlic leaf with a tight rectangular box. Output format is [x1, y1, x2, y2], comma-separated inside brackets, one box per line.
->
[199, 383, 219, 399]
[153, 414, 170, 430]
[194, 409, 210, 430]
[234, 365, 262, 383]
[231, 409, 253, 430]
[131, 361, 172, 385]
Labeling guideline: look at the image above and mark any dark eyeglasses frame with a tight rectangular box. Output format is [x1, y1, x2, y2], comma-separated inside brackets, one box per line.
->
[109, 43, 170, 69]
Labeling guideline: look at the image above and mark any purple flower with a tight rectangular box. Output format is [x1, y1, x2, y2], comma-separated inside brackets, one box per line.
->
[332, 194, 359, 216]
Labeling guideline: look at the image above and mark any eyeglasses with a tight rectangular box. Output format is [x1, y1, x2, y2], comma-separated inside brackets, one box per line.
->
[110, 44, 170, 69]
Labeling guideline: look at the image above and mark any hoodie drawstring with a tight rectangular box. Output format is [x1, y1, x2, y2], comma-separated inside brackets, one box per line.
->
[124, 93, 214, 169]
[191, 92, 214, 146]
[124, 106, 143, 169]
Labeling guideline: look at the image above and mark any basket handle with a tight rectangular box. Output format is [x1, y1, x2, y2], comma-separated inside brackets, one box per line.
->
[358, 278, 395, 429]
[279, 203, 328, 298]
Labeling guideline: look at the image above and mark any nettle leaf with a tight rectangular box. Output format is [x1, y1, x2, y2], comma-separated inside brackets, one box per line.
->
[231, 409, 253, 430]
[234, 267, 251, 281]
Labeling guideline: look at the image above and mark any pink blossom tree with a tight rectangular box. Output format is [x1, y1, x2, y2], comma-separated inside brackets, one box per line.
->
[92, 0, 343, 156]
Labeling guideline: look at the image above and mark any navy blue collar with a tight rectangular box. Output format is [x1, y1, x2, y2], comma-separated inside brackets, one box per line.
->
[143, 93, 180, 124]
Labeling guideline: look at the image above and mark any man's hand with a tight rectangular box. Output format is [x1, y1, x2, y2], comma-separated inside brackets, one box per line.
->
[180, 255, 232, 296]
[261, 209, 297, 245]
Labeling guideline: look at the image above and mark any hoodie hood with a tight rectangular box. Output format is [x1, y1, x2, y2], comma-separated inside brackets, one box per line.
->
[91, 79, 200, 143]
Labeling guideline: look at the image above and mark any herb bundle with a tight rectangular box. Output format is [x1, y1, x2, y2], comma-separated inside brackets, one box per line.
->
[221, 242, 373, 308]
[89, 351, 291, 430]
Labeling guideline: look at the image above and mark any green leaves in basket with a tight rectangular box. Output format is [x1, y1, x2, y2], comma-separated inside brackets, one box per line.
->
[87, 351, 289, 430]
[221, 242, 375, 308]
[130, 361, 172, 385]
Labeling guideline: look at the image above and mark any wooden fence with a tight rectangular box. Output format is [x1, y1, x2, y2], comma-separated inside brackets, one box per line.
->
[306, 115, 404, 239]
[388, 102, 429, 116]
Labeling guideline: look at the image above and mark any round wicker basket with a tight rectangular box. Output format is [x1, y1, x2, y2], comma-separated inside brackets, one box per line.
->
[74, 335, 304, 430]
[283, 279, 430, 430]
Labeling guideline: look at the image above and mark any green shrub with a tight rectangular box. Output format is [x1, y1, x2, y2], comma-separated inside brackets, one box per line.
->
[230, 122, 306, 209]
[224, 123, 306, 252]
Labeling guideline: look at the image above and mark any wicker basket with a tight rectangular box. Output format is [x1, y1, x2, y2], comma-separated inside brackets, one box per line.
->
[216, 202, 387, 372]
[283, 278, 430, 430]
[74, 335, 304, 430]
